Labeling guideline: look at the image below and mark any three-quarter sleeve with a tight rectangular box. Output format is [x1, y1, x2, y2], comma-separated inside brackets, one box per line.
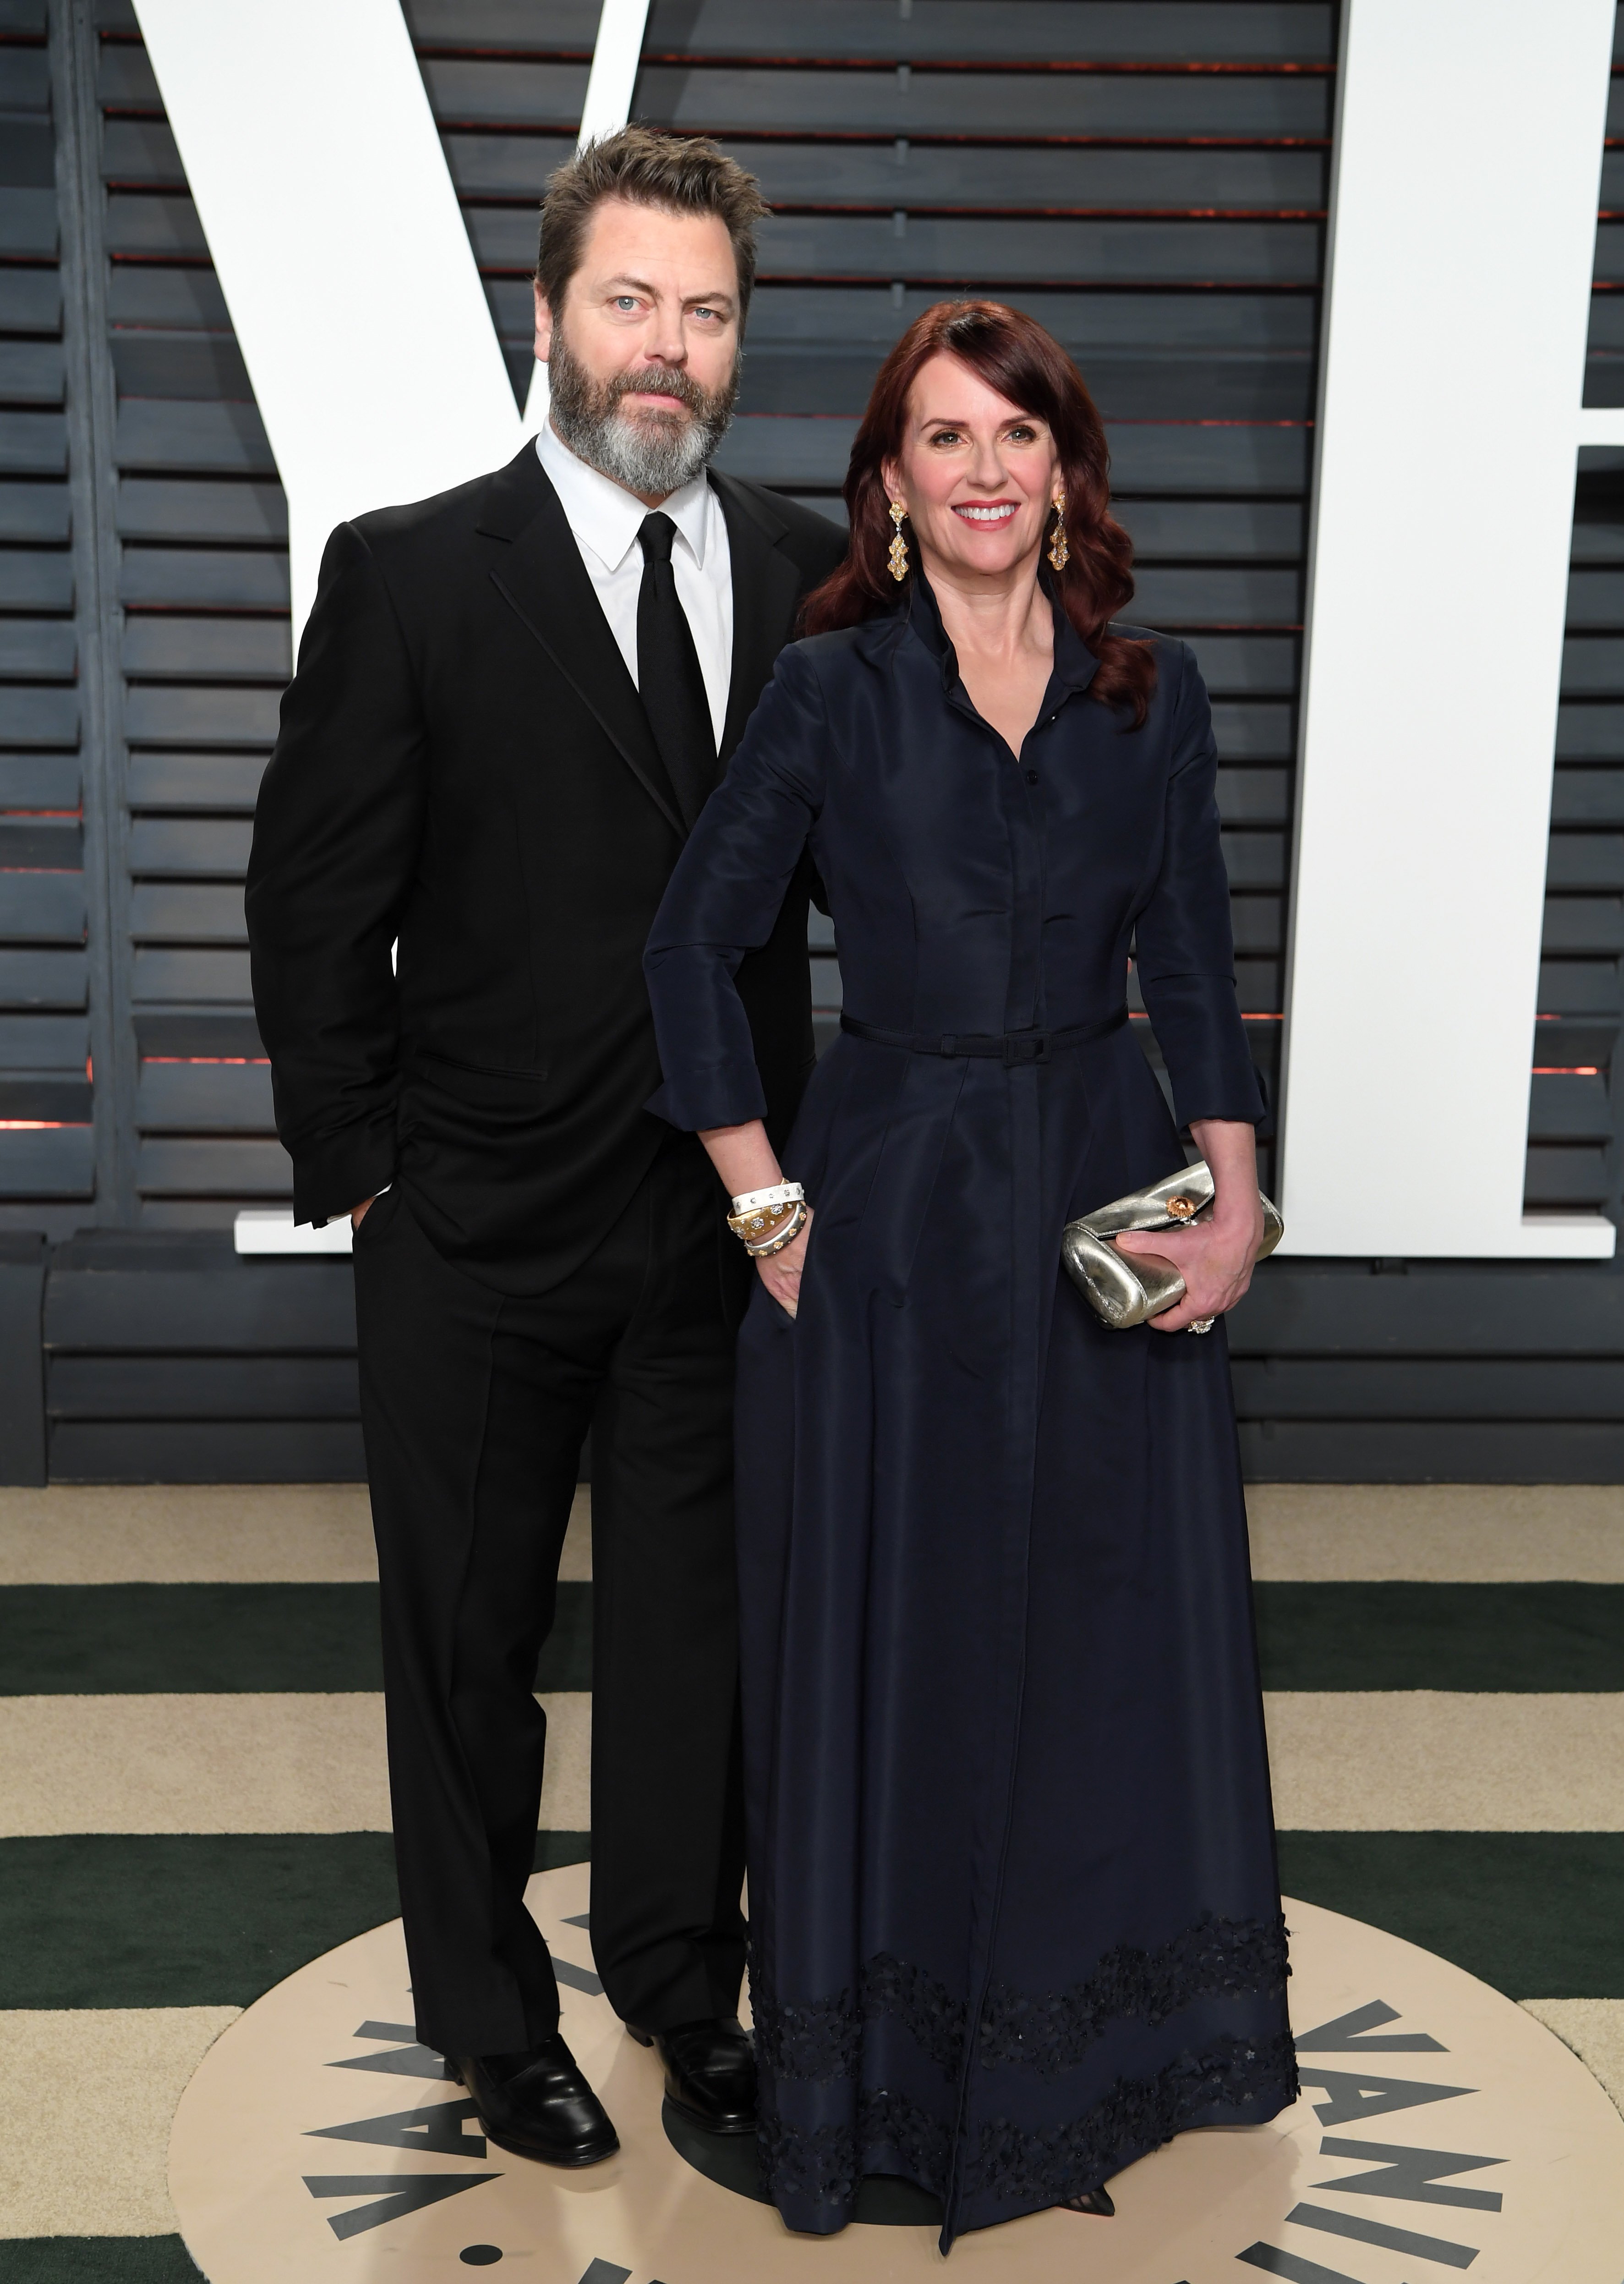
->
[1132, 643, 1267, 1131]
[645, 643, 828, 1130]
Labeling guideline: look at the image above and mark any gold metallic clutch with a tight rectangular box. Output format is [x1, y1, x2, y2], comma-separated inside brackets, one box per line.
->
[1060, 1160, 1284, 1332]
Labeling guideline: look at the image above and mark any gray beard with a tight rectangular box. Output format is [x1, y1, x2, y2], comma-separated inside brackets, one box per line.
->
[546, 327, 737, 497]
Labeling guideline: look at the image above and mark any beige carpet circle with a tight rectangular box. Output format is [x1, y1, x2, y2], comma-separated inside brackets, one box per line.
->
[169, 1863, 1624, 2281]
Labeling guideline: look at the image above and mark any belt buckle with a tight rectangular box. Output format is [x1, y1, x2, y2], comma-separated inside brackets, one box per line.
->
[1004, 1032, 1048, 1066]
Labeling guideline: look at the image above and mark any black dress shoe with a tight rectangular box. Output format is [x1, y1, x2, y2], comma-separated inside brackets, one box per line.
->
[450, 2035, 619, 2166]
[627, 2015, 757, 2134]
[1062, 2186, 1116, 2217]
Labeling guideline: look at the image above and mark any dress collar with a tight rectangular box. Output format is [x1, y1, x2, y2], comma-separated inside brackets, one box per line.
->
[535, 420, 714, 574]
[902, 568, 1100, 699]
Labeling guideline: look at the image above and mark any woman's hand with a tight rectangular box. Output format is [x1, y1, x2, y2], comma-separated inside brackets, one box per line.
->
[1112, 1118, 1264, 1333]
[757, 1207, 813, 1318]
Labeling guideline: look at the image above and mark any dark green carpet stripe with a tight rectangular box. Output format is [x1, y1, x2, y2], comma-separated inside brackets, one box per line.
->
[5, 2241, 202, 2281]
[1277, 1831, 1624, 2000]
[7, 1580, 1618, 1695]
[0, 1582, 593, 1694]
[1254, 1583, 1624, 1691]
[0, 1831, 590, 2010]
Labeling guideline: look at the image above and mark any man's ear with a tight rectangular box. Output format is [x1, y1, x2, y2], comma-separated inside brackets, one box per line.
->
[533, 280, 553, 364]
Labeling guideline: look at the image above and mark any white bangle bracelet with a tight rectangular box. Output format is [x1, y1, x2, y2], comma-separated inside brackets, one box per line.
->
[729, 1181, 804, 1217]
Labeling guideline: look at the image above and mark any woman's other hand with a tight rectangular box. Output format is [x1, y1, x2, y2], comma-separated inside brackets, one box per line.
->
[1112, 1117, 1264, 1333]
[757, 1207, 813, 1318]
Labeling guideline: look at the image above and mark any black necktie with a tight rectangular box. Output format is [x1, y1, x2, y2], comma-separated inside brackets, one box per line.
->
[636, 511, 716, 830]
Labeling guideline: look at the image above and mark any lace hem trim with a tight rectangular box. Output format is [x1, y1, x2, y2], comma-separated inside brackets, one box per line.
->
[752, 1912, 1290, 2085]
[758, 2031, 1299, 2214]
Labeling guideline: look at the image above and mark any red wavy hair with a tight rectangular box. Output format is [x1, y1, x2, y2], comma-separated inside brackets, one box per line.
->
[802, 300, 1155, 724]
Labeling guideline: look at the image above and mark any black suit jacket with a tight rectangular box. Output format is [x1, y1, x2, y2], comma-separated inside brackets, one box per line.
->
[245, 443, 847, 1295]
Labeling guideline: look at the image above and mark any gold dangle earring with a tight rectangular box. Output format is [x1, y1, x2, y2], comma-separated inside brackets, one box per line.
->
[887, 498, 910, 583]
[1048, 490, 1070, 573]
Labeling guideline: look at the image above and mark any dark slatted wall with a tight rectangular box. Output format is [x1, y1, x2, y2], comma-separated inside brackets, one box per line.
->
[1558, 12, 1624, 1235]
[0, 2, 95, 1233]
[4, 0, 1622, 1481]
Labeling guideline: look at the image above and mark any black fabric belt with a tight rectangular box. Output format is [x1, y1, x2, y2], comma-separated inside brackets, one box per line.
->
[839, 1007, 1129, 1065]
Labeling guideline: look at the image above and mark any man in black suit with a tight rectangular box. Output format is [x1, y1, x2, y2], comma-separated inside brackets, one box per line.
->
[246, 128, 844, 2167]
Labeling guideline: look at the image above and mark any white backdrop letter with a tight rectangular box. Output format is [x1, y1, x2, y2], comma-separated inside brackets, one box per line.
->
[1280, 0, 1618, 1257]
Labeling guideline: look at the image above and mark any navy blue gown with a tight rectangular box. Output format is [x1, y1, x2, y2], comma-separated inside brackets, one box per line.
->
[645, 576, 1297, 2247]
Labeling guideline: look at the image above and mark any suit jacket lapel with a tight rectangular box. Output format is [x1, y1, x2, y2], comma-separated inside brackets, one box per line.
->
[477, 446, 685, 839]
[712, 471, 803, 765]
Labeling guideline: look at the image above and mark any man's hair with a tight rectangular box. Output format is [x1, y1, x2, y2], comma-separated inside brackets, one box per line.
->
[536, 126, 771, 324]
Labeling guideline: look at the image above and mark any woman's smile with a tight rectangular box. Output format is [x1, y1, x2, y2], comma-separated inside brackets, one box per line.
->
[952, 499, 1019, 525]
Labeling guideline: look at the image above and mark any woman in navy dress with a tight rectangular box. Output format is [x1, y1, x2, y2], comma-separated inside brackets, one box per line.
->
[644, 301, 1296, 2249]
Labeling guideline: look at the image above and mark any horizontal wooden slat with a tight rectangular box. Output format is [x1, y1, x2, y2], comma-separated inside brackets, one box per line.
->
[0, 47, 49, 110]
[0, 872, 85, 944]
[0, 950, 87, 1011]
[1216, 767, 1291, 825]
[425, 58, 1334, 140]
[109, 332, 255, 402]
[1539, 959, 1620, 1015]
[470, 205, 1323, 286]
[0, 1124, 93, 1200]
[117, 478, 287, 544]
[137, 1059, 273, 1131]
[103, 192, 208, 260]
[0, 270, 60, 333]
[1132, 567, 1300, 625]
[1239, 1418, 1624, 1484]
[0, 755, 78, 809]
[106, 268, 230, 329]
[131, 947, 252, 1003]
[0, 188, 56, 259]
[409, 0, 1336, 66]
[451, 134, 1328, 213]
[0, 1074, 91, 1121]
[135, 1136, 290, 1194]
[128, 883, 246, 945]
[1524, 1143, 1608, 1204]
[126, 753, 265, 813]
[1547, 834, 1624, 891]
[0, 688, 77, 748]
[1230, 1260, 1624, 1355]
[0, 484, 70, 545]
[1528, 1072, 1612, 1141]
[127, 817, 253, 877]
[135, 1011, 263, 1058]
[115, 400, 277, 477]
[1209, 701, 1294, 760]
[0, 412, 66, 475]
[0, 819, 81, 868]
[1121, 500, 1305, 562]
[1552, 769, 1624, 824]
[123, 617, 291, 681]
[1229, 896, 1283, 954]
[47, 1419, 366, 1483]
[1177, 634, 1299, 696]
[1558, 700, 1624, 757]
[0, 553, 72, 611]
[1219, 830, 1285, 890]
[123, 687, 281, 748]
[0, 341, 64, 407]
[1232, 1356, 1624, 1420]
[0, 1013, 88, 1068]
[1543, 897, 1624, 953]
[0, 621, 75, 680]
[100, 116, 185, 187]
[48, 1353, 359, 1420]
[120, 549, 290, 609]
[736, 347, 1315, 423]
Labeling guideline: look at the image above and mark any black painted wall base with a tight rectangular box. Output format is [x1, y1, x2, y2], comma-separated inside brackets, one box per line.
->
[0, 1235, 1618, 1486]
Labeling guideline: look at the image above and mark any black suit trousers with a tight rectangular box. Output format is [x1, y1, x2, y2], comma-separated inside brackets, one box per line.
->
[352, 1137, 746, 2057]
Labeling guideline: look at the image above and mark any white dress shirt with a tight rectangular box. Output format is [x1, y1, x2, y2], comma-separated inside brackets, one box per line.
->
[535, 421, 733, 750]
